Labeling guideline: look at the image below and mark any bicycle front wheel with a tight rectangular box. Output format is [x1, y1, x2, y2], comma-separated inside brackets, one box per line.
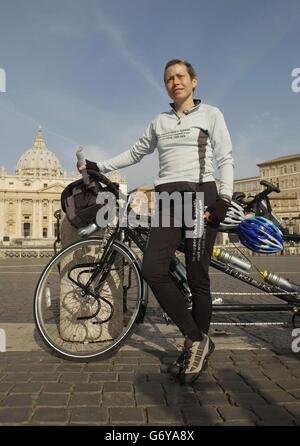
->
[34, 238, 143, 361]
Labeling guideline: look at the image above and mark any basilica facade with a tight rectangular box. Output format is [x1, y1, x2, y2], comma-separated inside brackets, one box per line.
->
[0, 130, 78, 247]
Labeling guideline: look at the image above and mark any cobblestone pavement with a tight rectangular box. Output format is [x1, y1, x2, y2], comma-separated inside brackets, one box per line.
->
[0, 257, 299, 426]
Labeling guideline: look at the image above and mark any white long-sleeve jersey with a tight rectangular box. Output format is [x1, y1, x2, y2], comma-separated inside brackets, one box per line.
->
[97, 101, 234, 198]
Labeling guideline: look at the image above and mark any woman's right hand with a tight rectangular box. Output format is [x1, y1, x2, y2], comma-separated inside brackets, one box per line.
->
[77, 161, 86, 173]
[77, 159, 99, 173]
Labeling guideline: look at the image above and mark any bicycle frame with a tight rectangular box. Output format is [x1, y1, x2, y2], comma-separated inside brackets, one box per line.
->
[61, 171, 300, 322]
[128, 225, 300, 314]
[106, 221, 299, 323]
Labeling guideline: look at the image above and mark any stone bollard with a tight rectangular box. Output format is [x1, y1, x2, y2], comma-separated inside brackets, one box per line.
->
[59, 215, 123, 343]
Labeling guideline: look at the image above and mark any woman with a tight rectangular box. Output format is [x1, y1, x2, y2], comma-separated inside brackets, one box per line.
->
[79, 59, 234, 384]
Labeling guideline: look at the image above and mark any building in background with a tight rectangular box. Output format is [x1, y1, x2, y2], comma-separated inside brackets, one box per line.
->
[1, 130, 299, 251]
[129, 183, 154, 220]
[0, 129, 75, 247]
[233, 154, 300, 235]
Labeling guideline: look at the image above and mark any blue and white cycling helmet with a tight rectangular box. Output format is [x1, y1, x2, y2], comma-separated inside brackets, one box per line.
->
[219, 200, 245, 231]
[237, 216, 284, 254]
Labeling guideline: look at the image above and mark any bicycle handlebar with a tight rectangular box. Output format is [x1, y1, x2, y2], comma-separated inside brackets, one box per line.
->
[283, 233, 300, 243]
[74, 149, 120, 196]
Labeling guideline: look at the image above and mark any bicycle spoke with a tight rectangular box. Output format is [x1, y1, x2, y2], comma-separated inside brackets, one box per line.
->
[34, 238, 143, 360]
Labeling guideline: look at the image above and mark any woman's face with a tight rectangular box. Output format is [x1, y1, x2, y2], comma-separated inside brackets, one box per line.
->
[164, 63, 197, 103]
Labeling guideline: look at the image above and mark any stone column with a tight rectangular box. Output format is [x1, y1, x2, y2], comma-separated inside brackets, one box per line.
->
[32, 199, 37, 238]
[48, 200, 53, 238]
[17, 199, 22, 237]
[38, 200, 43, 239]
[0, 199, 4, 240]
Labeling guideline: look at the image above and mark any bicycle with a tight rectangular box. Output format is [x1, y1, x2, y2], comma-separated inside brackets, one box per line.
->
[33, 170, 300, 361]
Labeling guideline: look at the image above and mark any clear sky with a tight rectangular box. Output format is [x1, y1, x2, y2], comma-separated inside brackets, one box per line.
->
[0, 0, 299, 188]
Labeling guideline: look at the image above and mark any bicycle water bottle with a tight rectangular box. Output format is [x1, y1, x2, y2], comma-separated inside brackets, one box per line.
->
[76, 147, 90, 185]
[212, 248, 251, 272]
[260, 270, 300, 293]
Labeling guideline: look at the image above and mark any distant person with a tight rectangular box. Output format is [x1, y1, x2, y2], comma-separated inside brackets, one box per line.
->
[78, 59, 234, 384]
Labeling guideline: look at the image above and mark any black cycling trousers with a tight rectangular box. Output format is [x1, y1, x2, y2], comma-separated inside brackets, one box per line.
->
[141, 181, 218, 341]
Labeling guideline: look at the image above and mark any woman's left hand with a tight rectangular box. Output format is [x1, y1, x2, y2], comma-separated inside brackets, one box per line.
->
[205, 198, 230, 225]
[204, 210, 211, 221]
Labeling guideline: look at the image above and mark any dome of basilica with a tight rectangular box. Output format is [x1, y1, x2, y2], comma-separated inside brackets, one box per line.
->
[15, 129, 63, 177]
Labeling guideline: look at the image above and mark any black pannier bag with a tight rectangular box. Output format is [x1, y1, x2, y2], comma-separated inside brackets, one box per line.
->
[61, 178, 106, 229]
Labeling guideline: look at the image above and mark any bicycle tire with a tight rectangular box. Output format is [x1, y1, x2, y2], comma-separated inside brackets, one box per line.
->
[34, 238, 143, 361]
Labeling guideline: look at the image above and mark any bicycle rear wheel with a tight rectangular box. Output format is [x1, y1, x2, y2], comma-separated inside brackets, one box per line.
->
[34, 238, 143, 361]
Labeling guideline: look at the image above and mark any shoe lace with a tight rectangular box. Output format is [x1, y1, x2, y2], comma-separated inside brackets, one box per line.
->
[182, 339, 193, 367]
[182, 337, 208, 371]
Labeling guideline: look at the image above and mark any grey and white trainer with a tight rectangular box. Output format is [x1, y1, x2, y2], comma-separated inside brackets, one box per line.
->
[179, 334, 215, 385]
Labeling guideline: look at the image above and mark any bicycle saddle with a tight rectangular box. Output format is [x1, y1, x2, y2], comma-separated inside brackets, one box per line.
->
[260, 180, 280, 194]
